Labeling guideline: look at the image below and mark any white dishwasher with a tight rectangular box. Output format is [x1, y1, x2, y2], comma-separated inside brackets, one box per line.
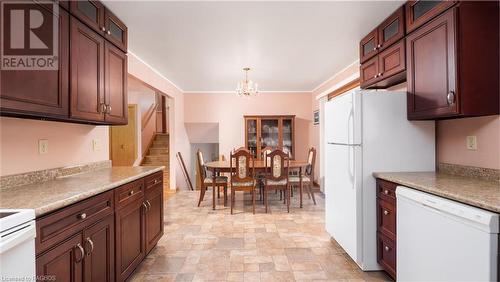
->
[396, 186, 499, 282]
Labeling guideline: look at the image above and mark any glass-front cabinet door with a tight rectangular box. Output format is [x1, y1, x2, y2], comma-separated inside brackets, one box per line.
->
[359, 29, 378, 63]
[377, 7, 404, 51]
[70, 0, 105, 34]
[260, 119, 279, 152]
[405, 1, 456, 32]
[104, 8, 128, 52]
[246, 118, 258, 158]
[282, 118, 294, 158]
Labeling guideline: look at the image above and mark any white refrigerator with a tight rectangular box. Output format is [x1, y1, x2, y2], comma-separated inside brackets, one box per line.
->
[324, 89, 435, 271]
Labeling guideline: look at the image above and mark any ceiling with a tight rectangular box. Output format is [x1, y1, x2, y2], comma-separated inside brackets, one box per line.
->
[104, 1, 403, 92]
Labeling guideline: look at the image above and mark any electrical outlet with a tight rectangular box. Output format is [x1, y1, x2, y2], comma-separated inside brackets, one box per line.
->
[38, 139, 49, 154]
[92, 139, 101, 151]
[466, 136, 477, 150]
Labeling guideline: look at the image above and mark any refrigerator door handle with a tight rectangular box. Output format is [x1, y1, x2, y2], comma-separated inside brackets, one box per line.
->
[347, 108, 353, 145]
[327, 142, 361, 146]
[348, 145, 354, 183]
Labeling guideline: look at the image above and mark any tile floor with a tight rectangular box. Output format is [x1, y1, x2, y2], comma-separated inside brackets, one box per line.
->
[129, 189, 391, 282]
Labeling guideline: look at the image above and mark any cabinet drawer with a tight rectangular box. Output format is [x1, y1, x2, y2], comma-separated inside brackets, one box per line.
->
[377, 199, 396, 240]
[115, 178, 145, 209]
[144, 171, 163, 192]
[377, 232, 396, 280]
[36, 190, 114, 255]
[377, 179, 397, 203]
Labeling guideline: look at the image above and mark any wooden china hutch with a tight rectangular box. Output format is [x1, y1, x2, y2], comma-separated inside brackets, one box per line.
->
[244, 115, 295, 159]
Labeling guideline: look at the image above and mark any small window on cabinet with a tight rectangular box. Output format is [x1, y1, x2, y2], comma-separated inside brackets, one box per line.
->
[77, 1, 98, 22]
[109, 20, 123, 41]
[383, 19, 399, 42]
[363, 39, 376, 57]
[413, 1, 441, 21]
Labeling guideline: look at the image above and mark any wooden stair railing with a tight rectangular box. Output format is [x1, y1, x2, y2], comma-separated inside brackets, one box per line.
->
[177, 152, 194, 191]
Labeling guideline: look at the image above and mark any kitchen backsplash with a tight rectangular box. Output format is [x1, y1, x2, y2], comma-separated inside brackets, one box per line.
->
[0, 160, 111, 190]
[438, 163, 499, 182]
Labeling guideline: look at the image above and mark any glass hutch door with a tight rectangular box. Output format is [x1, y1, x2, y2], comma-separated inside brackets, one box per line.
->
[260, 119, 279, 153]
[282, 118, 294, 158]
[246, 118, 258, 157]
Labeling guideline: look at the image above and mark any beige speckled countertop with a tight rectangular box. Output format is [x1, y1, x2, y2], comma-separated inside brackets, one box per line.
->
[373, 172, 500, 213]
[0, 166, 164, 217]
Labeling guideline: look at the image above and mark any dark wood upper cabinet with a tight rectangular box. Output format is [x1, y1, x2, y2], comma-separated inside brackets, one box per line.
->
[405, 1, 456, 32]
[70, 0, 105, 35]
[70, 18, 106, 123]
[359, 29, 379, 63]
[0, 7, 69, 118]
[104, 8, 128, 52]
[377, 7, 405, 51]
[360, 6, 406, 89]
[104, 42, 128, 124]
[83, 215, 115, 282]
[407, 2, 499, 119]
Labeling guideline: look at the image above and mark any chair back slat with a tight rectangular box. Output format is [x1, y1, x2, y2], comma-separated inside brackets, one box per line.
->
[305, 147, 316, 177]
[265, 149, 289, 182]
[197, 150, 207, 179]
[230, 149, 255, 184]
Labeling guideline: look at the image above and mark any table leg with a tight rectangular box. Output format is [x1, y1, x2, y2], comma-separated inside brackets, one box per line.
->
[299, 167, 303, 208]
[212, 168, 216, 210]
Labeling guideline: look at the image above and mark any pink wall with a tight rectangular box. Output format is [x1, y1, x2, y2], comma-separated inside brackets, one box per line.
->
[127, 52, 190, 190]
[437, 116, 499, 169]
[0, 117, 109, 176]
[184, 92, 312, 162]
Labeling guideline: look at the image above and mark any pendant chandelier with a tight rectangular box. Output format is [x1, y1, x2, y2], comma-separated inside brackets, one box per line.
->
[236, 67, 258, 97]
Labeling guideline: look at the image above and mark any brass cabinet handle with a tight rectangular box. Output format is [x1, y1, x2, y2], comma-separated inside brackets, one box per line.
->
[107, 30, 111, 35]
[142, 202, 148, 213]
[99, 103, 106, 113]
[75, 243, 85, 262]
[383, 210, 389, 216]
[146, 200, 152, 212]
[384, 189, 389, 195]
[85, 237, 94, 256]
[384, 245, 390, 252]
[101, 26, 106, 32]
[105, 105, 112, 114]
[129, 190, 134, 196]
[78, 213, 87, 220]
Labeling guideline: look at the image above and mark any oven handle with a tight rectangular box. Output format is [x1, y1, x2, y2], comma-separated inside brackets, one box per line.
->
[0, 221, 36, 254]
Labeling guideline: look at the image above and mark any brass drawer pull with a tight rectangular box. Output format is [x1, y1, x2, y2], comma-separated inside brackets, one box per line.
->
[75, 243, 85, 262]
[383, 210, 389, 216]
[78, 213, 87, 220]
[85, 237, 94, 255]
[384, 189, 389, 195]
[129, 190, 134, 196]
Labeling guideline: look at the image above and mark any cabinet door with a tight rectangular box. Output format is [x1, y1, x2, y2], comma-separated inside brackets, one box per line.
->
[360, 56, 379, 88]
[406, 8, 458, 119]
[377, 7, 404, 51]
[359, 29, 378, 63]
[0, 6, 69, 118]
[245, 118, 258, 158]
[378, 40, 405, 81]
[145, 184, 164, 254]
[281, 118, 294, 159]
[260, 118, 279, 151]
[405, 0, 456, 32]
[70, 0, 105, 34]
[115, 198, 146, 282]
[70, 18, 105, 122]
[36, 233, 83, 282]
[104, 8, 128, 52]
[83, 215, 114, 282]
[104, 42, 127, 124]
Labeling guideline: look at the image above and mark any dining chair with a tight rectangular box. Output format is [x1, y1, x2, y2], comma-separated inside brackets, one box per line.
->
[289, 147, 317, 205]
[196, 149, 228, 209]
[230, 148, 257, 214]
[263, 149, 291, 213]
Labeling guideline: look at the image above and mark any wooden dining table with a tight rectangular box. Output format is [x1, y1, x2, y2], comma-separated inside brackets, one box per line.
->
[204, 160, 310, 210]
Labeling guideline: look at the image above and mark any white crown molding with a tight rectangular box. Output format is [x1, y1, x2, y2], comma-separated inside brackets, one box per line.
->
[315, 71, 359, 100]
[128, 51, 184, 93]
[311, 59, 359, 93]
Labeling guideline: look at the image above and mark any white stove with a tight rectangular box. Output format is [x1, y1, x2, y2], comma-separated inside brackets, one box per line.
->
[0, 209, 36, 280]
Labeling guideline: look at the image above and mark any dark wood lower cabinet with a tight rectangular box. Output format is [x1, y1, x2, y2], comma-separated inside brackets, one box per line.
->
[83, 214, 114, 282]
[36, 233, 83, 282]
[36, 172, 164, 282]
[376, 179, 397, 280]
[115, 197, 146, 281]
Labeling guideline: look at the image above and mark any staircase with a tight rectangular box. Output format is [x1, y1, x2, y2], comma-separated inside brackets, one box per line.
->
[142, 133, 170, 189]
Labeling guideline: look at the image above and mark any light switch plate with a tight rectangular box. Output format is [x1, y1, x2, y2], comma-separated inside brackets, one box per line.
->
[466, 136, 477, 150]
[92, 139, 101, 151]
[38, 139, 49, 154]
